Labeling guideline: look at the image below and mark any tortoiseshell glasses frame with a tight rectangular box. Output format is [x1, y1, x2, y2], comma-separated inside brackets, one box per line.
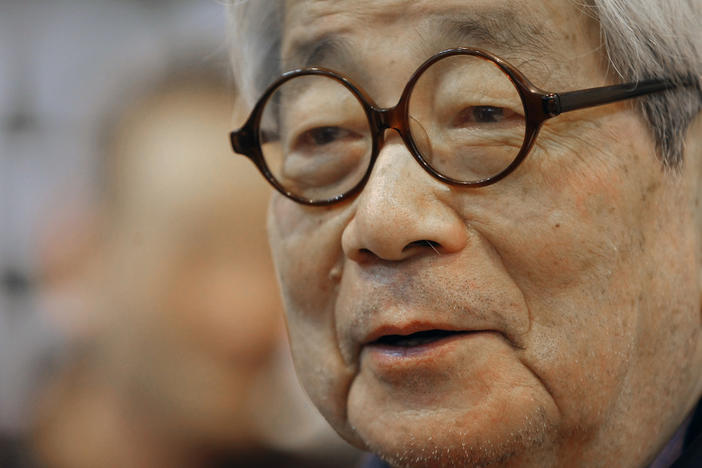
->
[230, 47, 696, 206]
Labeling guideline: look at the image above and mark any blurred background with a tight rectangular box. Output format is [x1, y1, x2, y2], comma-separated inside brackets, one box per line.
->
[0, 1, 361, 467]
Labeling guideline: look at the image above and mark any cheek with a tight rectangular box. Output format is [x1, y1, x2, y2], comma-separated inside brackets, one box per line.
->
[475, 115, 664, 425]
[267, 194, 363, 444]
[490, 114, 651, 307]
[268, 195, 345, 313]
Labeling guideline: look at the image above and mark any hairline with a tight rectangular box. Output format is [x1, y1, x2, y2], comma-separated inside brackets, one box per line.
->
[228, 0, 702, 167]
[283, 8, 553, 72]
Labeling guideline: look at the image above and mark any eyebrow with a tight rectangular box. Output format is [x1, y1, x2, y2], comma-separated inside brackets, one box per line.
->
[432, 10, 550, 56]
[295, 36, 354, 69]
[283, 34, 368, 84]
[284, 7, 550, 72]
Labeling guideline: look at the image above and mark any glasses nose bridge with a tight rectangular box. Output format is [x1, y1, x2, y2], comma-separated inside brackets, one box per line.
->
[371, 103, 413, 157]
[368, 102, 430, 180]
[374, 104, 406, 134]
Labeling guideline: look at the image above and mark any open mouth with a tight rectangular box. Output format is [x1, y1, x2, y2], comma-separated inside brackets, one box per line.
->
[373, 330, 467, 347]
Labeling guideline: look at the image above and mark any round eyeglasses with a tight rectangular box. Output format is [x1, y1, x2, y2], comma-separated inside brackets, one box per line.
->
[230, 47, 692, 205]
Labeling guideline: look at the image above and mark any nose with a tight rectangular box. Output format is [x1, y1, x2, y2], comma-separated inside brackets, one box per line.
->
[341, 135, 468, 262]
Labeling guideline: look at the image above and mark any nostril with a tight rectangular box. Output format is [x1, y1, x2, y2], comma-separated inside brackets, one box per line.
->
[354, 248, 379, 262]
[402, 240, 442, 253]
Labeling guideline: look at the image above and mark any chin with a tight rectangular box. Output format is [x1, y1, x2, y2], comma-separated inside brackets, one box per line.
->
[344, 335, 559, 466]
[346, 377, 557, 468]
[359, 411, 553, 467]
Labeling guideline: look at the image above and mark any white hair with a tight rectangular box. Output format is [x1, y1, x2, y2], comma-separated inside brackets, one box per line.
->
[592, 0, 702, 166]
[227, 0, 702, 166]
[227, 1, 282, 109]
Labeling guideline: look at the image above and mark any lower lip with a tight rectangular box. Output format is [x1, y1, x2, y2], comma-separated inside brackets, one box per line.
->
[363, 332, 481, 369]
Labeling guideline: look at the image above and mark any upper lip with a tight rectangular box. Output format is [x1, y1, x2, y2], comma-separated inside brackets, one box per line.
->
[337, 272, 530, 365]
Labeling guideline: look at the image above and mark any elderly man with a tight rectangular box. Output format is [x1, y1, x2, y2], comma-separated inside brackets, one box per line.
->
[228, 0, 702, 466]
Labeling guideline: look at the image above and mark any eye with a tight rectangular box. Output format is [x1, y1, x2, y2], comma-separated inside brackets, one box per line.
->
[472, 106, 505, 123]
[298, 126, 353, 148]
[453, 105, 517, 126]
[281, 123, 369, 188]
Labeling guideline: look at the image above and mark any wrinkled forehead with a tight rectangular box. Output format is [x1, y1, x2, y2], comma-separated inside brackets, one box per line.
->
[281, 0, 593, 93]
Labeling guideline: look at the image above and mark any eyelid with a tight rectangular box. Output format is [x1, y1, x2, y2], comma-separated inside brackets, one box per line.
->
[452, 90, 523, 109]
[281, 136, 366, 188]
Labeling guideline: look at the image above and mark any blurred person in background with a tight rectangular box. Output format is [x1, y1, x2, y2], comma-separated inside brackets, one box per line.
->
[1, 0, 231, 459]
[31, 68, 359, 468]
[2, 2, 359, 467]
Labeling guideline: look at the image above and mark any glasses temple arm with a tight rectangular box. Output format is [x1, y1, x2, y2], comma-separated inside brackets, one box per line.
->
[546, 78, 698, 117]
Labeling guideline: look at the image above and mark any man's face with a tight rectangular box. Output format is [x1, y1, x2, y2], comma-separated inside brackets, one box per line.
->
[268, 0, 702, 466]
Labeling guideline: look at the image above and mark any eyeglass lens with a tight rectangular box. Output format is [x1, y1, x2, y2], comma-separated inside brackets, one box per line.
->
[260, 74, 373, 202]
[258, 53, 526, 202]
[408, 54, 526, 183]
